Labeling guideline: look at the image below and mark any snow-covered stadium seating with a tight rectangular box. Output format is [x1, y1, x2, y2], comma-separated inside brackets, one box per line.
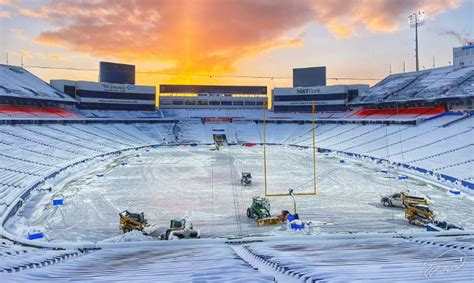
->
[0, 106, 76, 118]
[353, 66, 474, 103]
[0, 113, 472, 282]
[0, 123, 175, 219]
[0, 65, 76, 103]
[0, 114, 473, 224]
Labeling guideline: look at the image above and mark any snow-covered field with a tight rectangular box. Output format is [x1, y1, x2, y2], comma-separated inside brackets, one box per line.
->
[7, 145, 473, 243]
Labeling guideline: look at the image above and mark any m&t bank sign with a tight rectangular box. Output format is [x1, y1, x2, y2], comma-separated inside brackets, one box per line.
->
[296, 88, 320, 94]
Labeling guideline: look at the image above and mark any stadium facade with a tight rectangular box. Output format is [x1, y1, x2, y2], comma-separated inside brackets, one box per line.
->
[51, 80, 156, 111]
[159, 84, 267, 109]
[50, 62, 156, 111]
[272, 84, 369, 112]
[453, 43, 474, 69]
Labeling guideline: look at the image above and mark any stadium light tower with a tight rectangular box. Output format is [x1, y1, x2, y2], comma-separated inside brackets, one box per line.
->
[408, 11, 425, 72]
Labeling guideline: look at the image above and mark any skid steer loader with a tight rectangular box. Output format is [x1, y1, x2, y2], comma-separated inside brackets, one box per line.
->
[241, 172, 252, 186]
[404, 203, 435, 226]
[401, 192, 434, 227]
[160, 219, 200, 240]
[119, 210, 148, 233]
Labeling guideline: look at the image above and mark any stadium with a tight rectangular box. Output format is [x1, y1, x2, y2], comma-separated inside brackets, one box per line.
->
[0, 3, 473, 282]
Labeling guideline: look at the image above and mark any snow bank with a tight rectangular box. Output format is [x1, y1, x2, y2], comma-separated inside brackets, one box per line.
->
[99, 230, 155, 243]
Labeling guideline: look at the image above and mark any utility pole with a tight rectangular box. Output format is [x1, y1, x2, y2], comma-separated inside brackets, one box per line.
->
[409, 11, 425, 72]
[6, 52, 8, 64]
[403, 61, 406, 73]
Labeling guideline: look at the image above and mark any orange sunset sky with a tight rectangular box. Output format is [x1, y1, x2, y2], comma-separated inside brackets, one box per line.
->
[0, 0, 472, 96]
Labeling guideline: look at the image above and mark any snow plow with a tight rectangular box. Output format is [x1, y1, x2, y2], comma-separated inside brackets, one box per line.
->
[381, 191, 433, 226]
[161, 219, 200, 240]
[381, 192, 463, 229]
[246, 196, 284, 226]
[119, 210, 148, 233]
[247, 189, 302, 227]
[247, 197, 271, 218]
[241, 172, 252, 186]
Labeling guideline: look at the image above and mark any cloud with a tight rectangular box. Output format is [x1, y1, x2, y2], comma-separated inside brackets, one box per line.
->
[0, 0, 14, 18]
[22, 0, 460, 73]
[310, 0, 461, 38]
[0, 10, 9, 17]
[49, 54, 65, 61]
[0, 0, 14, 6]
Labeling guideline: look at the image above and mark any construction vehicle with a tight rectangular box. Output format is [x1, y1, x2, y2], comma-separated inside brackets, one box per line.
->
[381, 191, 429, 208]
[404, 202, 435, 226]
[241, 172, 252, 186]
[248, 189, 300, 227]
[247, 197, 271, 220]
[160, 219, 200, 240]
[401, 191, 430, 206]
[381, 191, 434, 227]
[119, 210, 148, 233]
[400, 192, 434, 227]
[246, 196, 284, 226]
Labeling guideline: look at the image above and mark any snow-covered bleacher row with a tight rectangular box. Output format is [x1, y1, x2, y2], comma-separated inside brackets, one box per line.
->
[0, 238, 90, 273]
[0, 65, 76, 104]
[352, 66, 474, 104]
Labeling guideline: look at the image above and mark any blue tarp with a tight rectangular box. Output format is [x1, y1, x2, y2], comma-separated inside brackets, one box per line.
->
[415, 167, 428, 174]
[27, 232, 44, 240]
[441, 174, 457, 183]
[462, 180, 474, 190]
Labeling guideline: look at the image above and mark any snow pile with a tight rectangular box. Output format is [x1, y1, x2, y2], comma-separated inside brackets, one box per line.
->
[99, 230, 155, 243]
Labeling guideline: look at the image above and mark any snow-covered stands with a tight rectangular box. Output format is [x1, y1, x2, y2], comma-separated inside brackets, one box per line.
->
[318, 148, 474, 191]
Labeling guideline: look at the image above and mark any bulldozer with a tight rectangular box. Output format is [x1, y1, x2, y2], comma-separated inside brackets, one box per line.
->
[119, 210, 148, 233]
[160, 219, 201, 240]
[241, 172, 252, 186]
